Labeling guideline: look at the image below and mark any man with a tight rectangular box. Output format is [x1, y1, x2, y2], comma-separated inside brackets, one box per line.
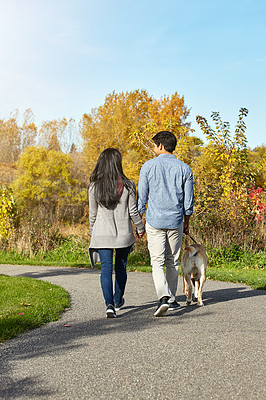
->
[137, 131, 194, 317]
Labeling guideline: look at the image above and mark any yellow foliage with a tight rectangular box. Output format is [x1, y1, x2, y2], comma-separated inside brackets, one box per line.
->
[0, 187, 17, 238]
[39, 118, 68, 151]
[195, 109, 258, 224]
[81, 90, 192, 183]
[0, 109, 37, 164]
[248, 145, 266, 188]
[13, 146, 86, 209]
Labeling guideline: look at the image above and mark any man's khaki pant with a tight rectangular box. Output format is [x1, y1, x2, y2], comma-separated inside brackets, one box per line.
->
[146, 222, 183, 302]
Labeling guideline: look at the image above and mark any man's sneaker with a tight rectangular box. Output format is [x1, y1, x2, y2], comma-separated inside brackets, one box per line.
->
[106, 305, 116, 318]
[114, 297, 125, 311]
[154, 297, 169, 317]
[168, 301, 181, 311]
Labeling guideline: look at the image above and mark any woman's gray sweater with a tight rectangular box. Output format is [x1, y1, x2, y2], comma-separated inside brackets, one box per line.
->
[88, 182, 145, 266]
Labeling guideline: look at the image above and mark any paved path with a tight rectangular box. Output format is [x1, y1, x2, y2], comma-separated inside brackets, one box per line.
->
[0, 264, 265, 400]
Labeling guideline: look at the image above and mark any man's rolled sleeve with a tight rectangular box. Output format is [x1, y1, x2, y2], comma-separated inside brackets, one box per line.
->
[183, 169, 194, 216]
[137, 165, 149, 214]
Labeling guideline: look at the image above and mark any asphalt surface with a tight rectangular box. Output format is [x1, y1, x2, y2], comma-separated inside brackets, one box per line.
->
[0, 264, 265, 400]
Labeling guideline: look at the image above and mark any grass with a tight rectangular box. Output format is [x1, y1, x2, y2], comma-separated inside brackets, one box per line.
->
[0, 274, 70, 343]
[127, 245, 266, 290]
[0, 239, 265, 290]
[205, 266, 265, 290]
[0, 238, 91, 268]
[0, 250, 90, 268]
[205, 246, 266, 290]
[127, 261, 266, 290]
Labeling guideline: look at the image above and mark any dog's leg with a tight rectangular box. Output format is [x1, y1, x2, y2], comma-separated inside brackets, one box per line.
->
[197, 275, 206, 307]
[194, 280, 199, 303]
[185, 274, 192, 305]
[183, 274, 187, 295]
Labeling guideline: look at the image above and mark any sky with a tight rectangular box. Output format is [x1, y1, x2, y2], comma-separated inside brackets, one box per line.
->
[0, 0, 265, 149]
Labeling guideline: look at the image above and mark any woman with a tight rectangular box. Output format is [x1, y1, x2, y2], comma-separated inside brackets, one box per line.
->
[88, 148, 145, 318]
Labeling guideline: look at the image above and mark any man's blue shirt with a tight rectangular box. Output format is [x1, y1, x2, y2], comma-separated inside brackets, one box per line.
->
[137, 153, 194, 229]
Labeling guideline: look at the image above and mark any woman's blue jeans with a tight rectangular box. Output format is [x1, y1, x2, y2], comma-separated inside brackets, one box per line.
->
[98, 246, 131, 307]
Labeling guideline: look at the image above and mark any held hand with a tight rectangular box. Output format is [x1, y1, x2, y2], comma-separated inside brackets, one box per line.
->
[183, 214, 190, 235]
[137, 231, 145, 239]
[183, 223, 189, 235]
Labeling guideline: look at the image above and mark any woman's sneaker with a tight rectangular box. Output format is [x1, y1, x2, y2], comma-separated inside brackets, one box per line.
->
[106, 305, 116, 318]
[154, 297, 169, 317]
[114, 297, 125, 311]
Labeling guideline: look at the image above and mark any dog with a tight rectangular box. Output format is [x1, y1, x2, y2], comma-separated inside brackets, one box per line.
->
[181, 243, 207, 307]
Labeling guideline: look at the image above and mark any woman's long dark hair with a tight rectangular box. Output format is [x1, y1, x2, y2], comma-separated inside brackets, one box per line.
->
[90, 148, 134, 208]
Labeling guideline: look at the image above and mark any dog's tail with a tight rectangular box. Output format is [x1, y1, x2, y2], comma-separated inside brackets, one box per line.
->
[185, 245, 198, 257]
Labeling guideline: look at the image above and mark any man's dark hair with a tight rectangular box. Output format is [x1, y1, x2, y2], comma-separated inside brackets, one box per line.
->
[152, 131, 177, 153]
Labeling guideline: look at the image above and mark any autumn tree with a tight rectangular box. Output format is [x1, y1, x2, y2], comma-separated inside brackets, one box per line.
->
[0, 163, 17, 186]
[194, 108, 264, 248]
[129, 94, 192, 168]
[38, 117, 80, 153]
[13, 146, 87, 216]
[38, 119, 66, 151]
[248, 145, 266, 188]
[0, 187, 17, 239]
[20, 109, 38, 152]
[0, 109, 37, 164]
[80, 90, 192, 183]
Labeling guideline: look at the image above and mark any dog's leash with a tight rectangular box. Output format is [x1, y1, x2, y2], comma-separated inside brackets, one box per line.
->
[186, 233, 198, 244]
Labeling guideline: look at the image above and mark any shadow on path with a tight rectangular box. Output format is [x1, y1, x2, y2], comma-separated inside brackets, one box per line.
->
[12, 266, 97, 279]
[202, 285, 265, 305]
[0, 299, 211, 398]
[0, 376, 55, 399]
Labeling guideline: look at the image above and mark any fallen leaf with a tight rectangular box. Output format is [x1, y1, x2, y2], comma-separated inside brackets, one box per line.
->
[22, 302, 31, 306]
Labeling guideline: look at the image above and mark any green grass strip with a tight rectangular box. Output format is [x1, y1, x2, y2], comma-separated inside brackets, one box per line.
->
[0, 275, 70, 343]
[0, 249, 265, 290]
[0, 250, 90, 268]
[205, 267, 266, 290]
[126, 265, 266, 290]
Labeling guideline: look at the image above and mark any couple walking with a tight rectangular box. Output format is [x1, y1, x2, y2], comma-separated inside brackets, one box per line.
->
[89, 131, 194, 318]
